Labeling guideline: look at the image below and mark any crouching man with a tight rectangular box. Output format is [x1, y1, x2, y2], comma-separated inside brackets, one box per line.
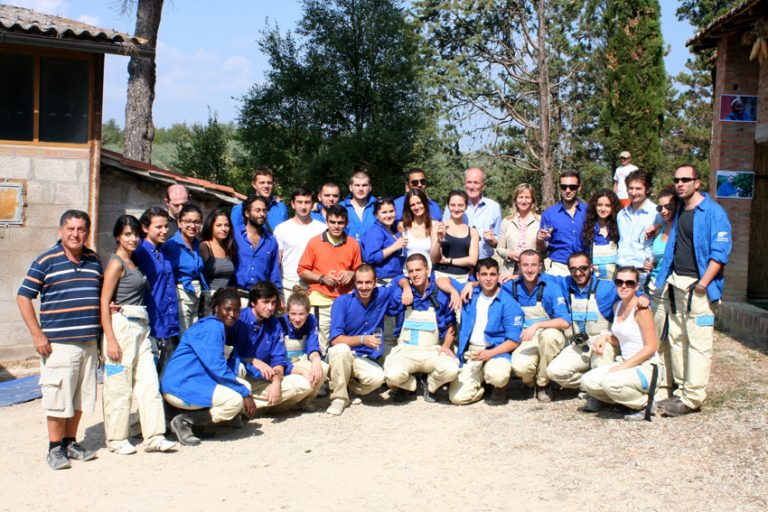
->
[326, 265, 399, 416]
[161, 288, 256, 446]
[449, 258, 524, 405]
[385, 254, 459, 403]
[230, 282, 314, 411]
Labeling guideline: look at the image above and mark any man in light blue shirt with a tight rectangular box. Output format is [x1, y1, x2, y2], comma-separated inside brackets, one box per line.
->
[443, 168, 501, 259]
[616, 170, 660, 285]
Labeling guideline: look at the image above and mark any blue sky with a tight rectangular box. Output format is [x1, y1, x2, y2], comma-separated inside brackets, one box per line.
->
[15, 0, 697, 128]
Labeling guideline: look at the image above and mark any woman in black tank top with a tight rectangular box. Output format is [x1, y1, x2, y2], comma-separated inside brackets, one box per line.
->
[431, 190, 479, 282]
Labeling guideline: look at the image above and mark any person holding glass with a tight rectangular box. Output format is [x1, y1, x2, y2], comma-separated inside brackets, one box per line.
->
[496, 183, 540, 279]
[325, 265, 400, 416]
[162, 203, 208, 335]
[538, 171, 588, 276]
[361, 197, 407, 282]
[581, 189, 620, 282]
[199, 208, 236, 316]
[398, 189, 435, 269]
[432, 190, 479, 284]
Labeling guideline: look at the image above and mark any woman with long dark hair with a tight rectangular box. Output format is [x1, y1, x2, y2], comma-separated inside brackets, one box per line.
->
[100, 215, 177, 455]
[581, 189, 620, 281]
[399, 189, 434, 269]
[199, 208, 236, 315]
[361, 197, 407, 281]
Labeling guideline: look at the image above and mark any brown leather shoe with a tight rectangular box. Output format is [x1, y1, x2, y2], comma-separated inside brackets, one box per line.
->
[662, 399, 701, 417]
[656, 396, 680, 409]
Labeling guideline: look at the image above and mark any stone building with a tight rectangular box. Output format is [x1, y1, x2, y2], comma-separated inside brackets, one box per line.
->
[689, 0, 768, 348]
[0, 6, 243, 362]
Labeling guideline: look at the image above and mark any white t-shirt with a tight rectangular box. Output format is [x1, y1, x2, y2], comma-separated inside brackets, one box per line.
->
[613, 163, 639, 200]
[273, 218, 327, 280]
[469, 292, 496, 347]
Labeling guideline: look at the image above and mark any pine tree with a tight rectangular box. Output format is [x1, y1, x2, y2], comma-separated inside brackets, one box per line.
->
[600, 0, 666, 176]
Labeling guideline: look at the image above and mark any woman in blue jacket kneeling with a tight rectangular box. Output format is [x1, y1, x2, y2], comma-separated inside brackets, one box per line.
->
[161, 288, 256, 446]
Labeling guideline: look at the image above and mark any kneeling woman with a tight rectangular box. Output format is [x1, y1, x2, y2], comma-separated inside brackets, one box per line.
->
[100, 215, 177, 454]
[580, 267, 660, 420]
[161, 288, 256, 446]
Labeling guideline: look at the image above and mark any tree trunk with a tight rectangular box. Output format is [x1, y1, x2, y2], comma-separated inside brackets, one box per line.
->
[536, 0, 554, 206]
[124, 0, 163, 163]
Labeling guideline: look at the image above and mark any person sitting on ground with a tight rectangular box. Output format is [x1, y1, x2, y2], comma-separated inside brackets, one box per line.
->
[385, 254, 459, 404]
[449, 258, 524, 406]
[229, 281, 314, 412]
[161, 288, 256, 446]
[507, 249, 571, 402]
[580, 267, 661, 421]
[280, 291, 329, 411]
[325, 265, 400, 416]
[100, 215, 177, 455]
[581, 189, 620, 281]
[545, 252, 622, 391]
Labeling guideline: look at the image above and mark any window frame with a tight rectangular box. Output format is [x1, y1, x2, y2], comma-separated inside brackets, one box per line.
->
[0, 44, 95, 147]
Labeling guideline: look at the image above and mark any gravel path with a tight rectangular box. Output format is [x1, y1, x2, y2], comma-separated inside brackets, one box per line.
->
[1, 332, 766, 511]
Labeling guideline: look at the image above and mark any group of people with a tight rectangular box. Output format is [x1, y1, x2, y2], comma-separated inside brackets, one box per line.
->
[17, 157, 732, 471]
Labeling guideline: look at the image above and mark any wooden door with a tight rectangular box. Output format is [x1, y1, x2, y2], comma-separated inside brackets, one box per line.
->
[748, 141, 768, 299]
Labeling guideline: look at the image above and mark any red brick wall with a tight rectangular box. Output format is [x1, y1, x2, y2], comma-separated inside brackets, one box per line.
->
[709, 34, 761, 301]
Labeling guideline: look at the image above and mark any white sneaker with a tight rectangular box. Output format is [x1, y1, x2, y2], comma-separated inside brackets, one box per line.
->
[113, 440, 137, 455]
[145, 438, 178, 453]
[350, 397, 362, 406]
[326, 399, 346, 416]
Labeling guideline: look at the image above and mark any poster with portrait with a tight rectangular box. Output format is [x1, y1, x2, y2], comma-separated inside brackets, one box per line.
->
[715, 170, 753, 199]
[719, 95, 758, 122]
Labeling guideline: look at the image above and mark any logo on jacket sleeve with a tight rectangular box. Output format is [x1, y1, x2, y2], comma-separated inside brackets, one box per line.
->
[715, 231, 730, 243]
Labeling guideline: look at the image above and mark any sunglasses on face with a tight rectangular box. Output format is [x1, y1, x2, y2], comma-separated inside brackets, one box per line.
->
[559, 184, 579, 191]
[614, 278, 637, 288]
[656, 204, 675, 212]
[673, 177, 696, 184]
[410, 179, 428, 187]
[568, 265, 590, 274]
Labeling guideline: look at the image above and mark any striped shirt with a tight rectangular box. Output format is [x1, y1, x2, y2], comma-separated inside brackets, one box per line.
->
[17, 243, 103, 343]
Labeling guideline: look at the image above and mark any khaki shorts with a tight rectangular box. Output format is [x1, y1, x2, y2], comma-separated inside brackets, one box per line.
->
[38, 340, 98, 418]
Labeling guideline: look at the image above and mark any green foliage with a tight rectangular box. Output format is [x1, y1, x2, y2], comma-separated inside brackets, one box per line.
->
[600, 0, 667, 178]
[676, 0, 732, 27]
[238, 0, 439, 198]
[101, 118, 124, 149]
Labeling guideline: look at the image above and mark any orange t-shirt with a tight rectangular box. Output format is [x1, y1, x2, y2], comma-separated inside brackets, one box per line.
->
[297, 233, 362, 298]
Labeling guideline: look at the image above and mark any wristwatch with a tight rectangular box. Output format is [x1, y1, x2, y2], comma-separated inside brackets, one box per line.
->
[318, 275, 325, 285]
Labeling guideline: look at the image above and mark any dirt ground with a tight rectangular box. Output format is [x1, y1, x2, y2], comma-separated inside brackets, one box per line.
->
[1, 332, 766, 512]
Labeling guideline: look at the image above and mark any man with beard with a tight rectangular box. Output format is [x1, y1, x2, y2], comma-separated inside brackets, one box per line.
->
[233, 196, 281, 306]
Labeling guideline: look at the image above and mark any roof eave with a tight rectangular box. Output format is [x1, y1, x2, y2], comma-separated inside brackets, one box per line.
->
[0, 30, 154, 57]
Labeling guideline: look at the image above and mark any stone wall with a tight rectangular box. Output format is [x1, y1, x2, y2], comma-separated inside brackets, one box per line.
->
[0, 144, 92, 361]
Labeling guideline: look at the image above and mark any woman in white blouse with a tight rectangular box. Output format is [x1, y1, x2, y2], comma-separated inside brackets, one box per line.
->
[496, 183, 540, 279]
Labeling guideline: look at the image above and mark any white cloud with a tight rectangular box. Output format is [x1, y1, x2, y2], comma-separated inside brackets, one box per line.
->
[13, 0, 69, 15]
[77, 14, 100, 27]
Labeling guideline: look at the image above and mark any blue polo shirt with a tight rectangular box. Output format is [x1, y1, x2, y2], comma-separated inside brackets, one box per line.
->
[552, 275, 619, 323]
[389, 276, 456, 339]
[329, 286, 399, 359]
[135, 239, 179, 339]
[18, 242, 103, 343]
[394, 195, 443, 223]
[457, 287, 524, 364]
[233, 224, 282, 291]
[360, 221, 405, 279]
[539, 200, 588, 264]
[231, 196, 289, 234]
[281, 314, 321, 374]
[161, 231, 208, 293]
[161, 317, 250, 407]
[229, 307, 288, 380]
[342, 195, 377, 240]
[655, 193, 732, 302]
[503, 277, 571, 325]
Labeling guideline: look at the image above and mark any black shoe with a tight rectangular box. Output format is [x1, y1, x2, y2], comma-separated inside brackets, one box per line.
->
[490, 387, 507, 405]
[390, 387, 409, 403]
[423, 386, 437, 403]
[171, 409, 212, 446]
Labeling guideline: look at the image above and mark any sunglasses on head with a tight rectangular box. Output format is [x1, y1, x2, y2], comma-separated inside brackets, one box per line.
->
[410, 179, 427, 187]
[559, 184, 579, 191]
[656, 204, 675, 212]
[673, 177, 696, 184]
[568, 265, 590, 274]
[614, 278, 637, 288]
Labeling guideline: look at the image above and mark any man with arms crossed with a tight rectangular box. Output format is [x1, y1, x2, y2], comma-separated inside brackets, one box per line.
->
[17, 210, 102, 470]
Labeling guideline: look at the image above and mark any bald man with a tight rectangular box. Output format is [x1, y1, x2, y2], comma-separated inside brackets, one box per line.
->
[164, 184, 189, 237]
